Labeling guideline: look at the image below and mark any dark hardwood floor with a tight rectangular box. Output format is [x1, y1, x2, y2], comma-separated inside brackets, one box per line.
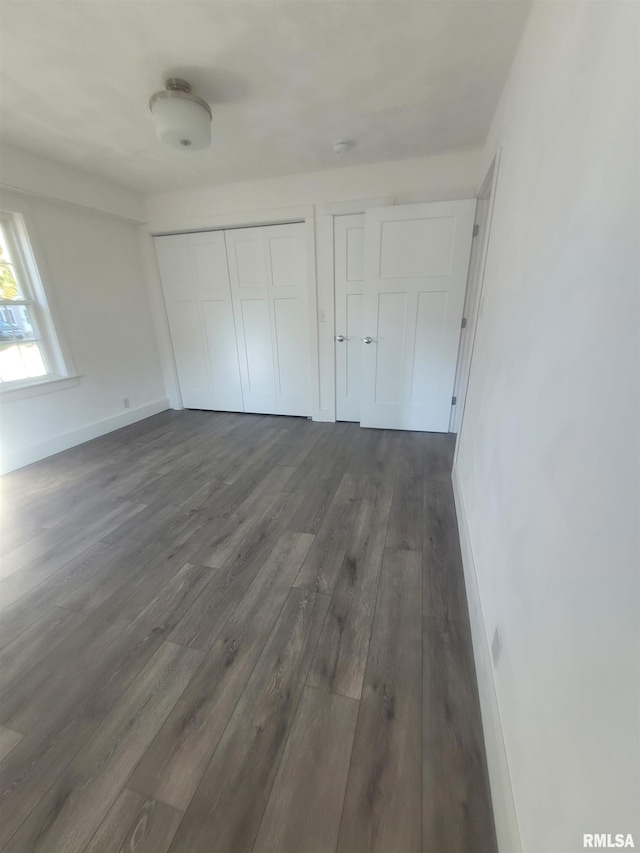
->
[0, 410, 497, 852]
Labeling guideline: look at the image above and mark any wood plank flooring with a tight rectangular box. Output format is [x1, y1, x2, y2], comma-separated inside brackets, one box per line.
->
[0, 410, 497, 852]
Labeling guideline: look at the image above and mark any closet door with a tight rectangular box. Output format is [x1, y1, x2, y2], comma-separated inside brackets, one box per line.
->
[154, 232, 243, 412]
[360, 200, 475, 431]
[226, 223, 311, 417]
[334, 213, 364, 422]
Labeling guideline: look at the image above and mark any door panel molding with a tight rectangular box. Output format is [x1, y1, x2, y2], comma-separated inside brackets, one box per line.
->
[154, 231, 244, 412]
[156, 222, 313, 418]
[226, 223, 312, 417]
[321, 197, 394, 423]
[360, 200, 476, 432]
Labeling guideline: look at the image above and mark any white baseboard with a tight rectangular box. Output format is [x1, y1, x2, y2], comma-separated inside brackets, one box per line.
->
[1, 398, 170, 473]
[452, 462, 522, 853]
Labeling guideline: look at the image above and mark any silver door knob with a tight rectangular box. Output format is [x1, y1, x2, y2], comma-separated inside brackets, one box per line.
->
[362, 336, 374, 344]
[335, 335, 345, 342]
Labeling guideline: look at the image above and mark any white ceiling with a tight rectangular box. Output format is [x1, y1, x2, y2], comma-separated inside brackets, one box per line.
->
[0, 1, 530, 194]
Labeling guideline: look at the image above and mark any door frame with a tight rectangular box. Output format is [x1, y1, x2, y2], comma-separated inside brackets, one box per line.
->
[453, 150, 502, 448]
[146, 205, 321, 419]
[319, 197, 393, 422]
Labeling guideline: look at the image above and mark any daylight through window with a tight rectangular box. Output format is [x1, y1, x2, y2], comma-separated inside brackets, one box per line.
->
[0, 215, 58, 386]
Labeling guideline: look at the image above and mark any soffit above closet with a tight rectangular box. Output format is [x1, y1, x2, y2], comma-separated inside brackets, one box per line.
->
[0, 1, 530, 193]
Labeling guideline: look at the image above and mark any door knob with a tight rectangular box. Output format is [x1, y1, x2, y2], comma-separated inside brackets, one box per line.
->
[362, 336, 374, 344]
[335, 335, 345, 342]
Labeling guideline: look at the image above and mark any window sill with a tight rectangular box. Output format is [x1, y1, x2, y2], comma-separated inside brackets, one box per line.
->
[0, 375, 81, 402]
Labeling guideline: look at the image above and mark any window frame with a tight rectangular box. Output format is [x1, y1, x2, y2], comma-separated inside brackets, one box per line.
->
[0, 197, 78, 400]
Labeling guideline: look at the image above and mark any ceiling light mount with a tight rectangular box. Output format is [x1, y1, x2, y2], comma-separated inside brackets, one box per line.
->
[333, 140, 354, 155]
[149, 78, 212, 150]
[165, 78, 193, 94]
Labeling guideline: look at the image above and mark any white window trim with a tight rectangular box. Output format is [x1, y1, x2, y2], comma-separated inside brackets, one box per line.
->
[0, 193, 78, 399]
[0, 374, 80, 403]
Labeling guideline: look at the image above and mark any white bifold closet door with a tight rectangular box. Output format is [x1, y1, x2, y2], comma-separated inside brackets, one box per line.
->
[154, 230, 244, 412]
[225, 223, 311, 417]
[155, 222, 311, 417]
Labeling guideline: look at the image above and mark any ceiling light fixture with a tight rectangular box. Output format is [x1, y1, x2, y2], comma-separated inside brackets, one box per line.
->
[149, 78, 212, 150]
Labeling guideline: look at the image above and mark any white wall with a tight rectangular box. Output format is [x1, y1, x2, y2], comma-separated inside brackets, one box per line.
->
[144, 149, 483, 416]
[0, 150, 167, 472]
[454, 3, 639, 851]
[145, 150, 481, 233]
[0, 142, 145, 223]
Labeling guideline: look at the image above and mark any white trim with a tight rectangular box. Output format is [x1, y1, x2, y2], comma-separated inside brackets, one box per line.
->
[451, 462, 522, 853]
[138, 228, 183, 410]
[317, 210, 337, 421]
[452, 149, 502, 440]
[0, 191, 78, 381]
[0, 398, 170, 474]
[0, 183, 146, 225]
[0, 374, 80, 402]
[320, 196, 393, 217]
[303, 215, 322, 422]
[0, 143, 144, 223]
[149, 205, 315, 236]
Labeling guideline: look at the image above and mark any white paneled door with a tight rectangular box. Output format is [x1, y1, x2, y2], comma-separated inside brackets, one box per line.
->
[154, 231, 243, 412]
[360, 200, 476, 432]
[334, 213, 365, 422]
[225, 223, 311, 417]
[156, 222, 311, 418]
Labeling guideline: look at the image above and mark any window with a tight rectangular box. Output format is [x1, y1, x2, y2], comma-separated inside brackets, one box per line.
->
[0, 210, 74, 394]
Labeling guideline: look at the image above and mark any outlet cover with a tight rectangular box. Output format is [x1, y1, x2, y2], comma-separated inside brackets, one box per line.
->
[123, 397, 130, 409]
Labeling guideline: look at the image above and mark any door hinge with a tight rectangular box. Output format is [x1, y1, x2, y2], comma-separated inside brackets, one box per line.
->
[452, 396, 457, 405]
[473, 224, 480, 237]
[461, 317, 467, 329]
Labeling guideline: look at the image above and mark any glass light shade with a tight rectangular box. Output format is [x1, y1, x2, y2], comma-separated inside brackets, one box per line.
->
[151, 95, 211, 150]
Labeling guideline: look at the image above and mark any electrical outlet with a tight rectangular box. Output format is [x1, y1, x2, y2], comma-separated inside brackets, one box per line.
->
[123, 397, 130, 409]
[491, 626, 502, 668]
